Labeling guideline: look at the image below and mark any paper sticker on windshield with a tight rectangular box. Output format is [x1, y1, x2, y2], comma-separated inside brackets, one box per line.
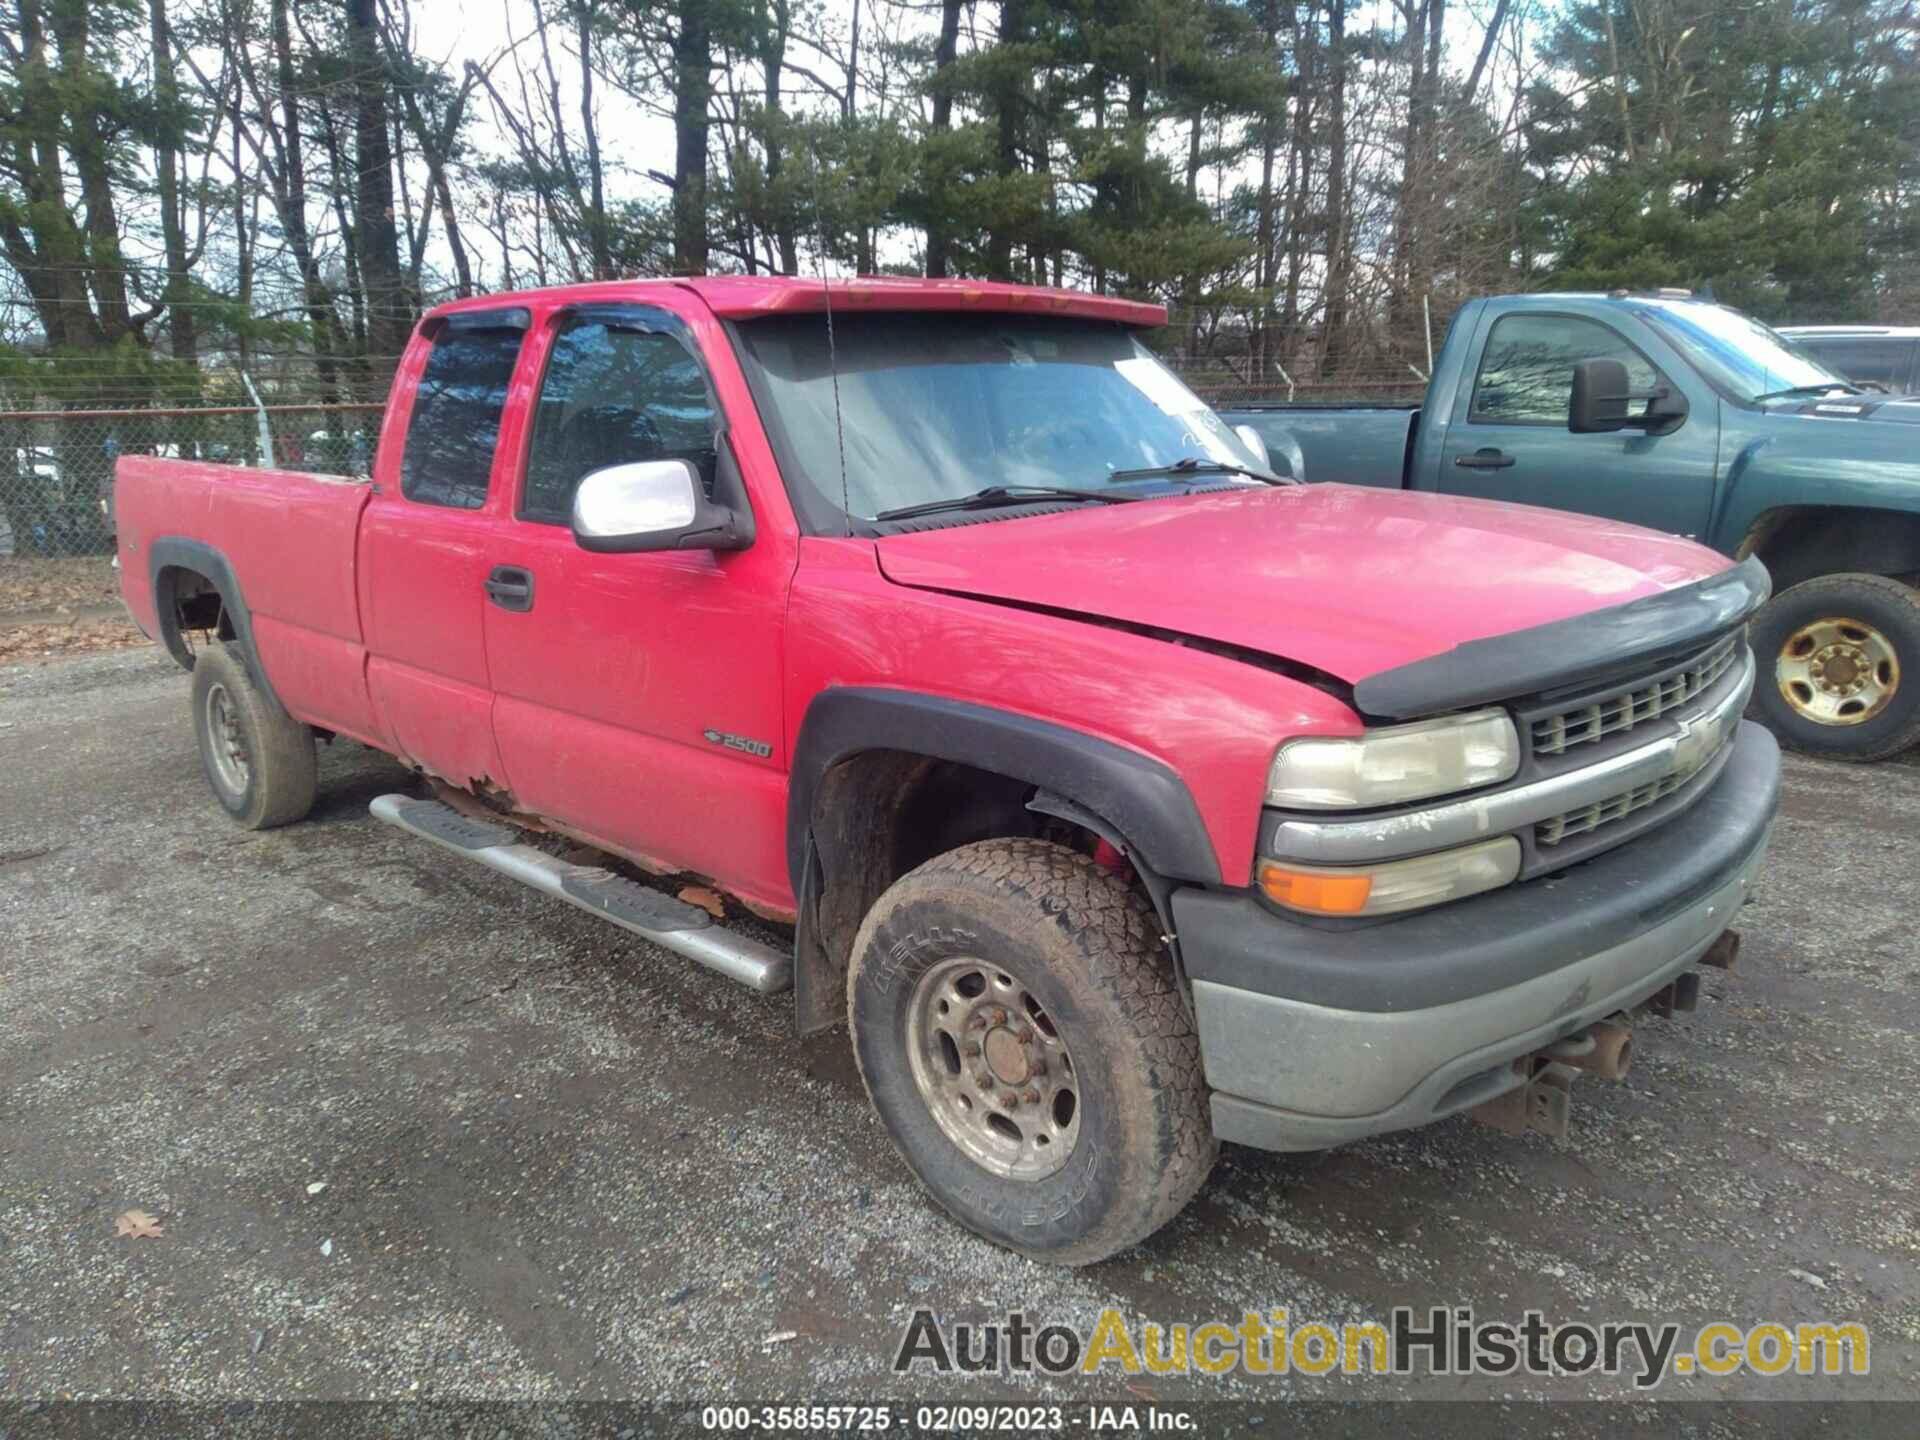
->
[1116, 357, 1201, 416]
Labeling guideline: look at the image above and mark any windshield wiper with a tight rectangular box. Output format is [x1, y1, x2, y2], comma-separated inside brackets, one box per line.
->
[873, 484, 1137, 523]
[1751, 381, 1864, 403]
[1107, 456, 1288, 486]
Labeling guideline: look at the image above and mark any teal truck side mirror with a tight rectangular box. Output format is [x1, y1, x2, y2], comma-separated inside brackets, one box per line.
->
[1570, 358, 1689, 435]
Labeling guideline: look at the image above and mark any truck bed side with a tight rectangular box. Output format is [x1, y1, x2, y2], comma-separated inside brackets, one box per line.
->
[115, 455, 382, 745]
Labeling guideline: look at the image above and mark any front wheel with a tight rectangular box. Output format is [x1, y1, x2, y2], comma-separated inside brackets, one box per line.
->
[847, 839, 1216, 1266]
[1748, 573, 1920, 761]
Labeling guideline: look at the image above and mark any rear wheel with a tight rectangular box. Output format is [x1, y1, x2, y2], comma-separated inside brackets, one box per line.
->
[847, 838, 1215, 1266]
[1749, 573, 1920, 762]
[190, 642, 318, 828]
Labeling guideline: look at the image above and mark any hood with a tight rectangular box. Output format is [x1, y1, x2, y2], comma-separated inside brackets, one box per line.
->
[874, 485, 1733, 684]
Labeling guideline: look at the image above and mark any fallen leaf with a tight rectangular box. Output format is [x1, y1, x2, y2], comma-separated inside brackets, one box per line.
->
[115, 1209, 164, 1239]
[677, 885, 726, 919]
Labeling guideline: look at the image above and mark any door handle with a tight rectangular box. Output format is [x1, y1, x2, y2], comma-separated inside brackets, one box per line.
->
[1455, 448, 1517, 470]
[485, 565, 535, 612]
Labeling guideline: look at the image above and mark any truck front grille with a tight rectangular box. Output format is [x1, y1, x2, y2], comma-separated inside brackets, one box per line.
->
[1530, 635, 1740, 757]
[1534, 726, 1727, 847]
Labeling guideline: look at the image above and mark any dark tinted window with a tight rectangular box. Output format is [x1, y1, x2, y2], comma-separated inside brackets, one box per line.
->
[522, 317, 718, 524]
[400, 325, 525, 508]
[1470, 314, 1658, 424]
[1797, 338, 1917, 392]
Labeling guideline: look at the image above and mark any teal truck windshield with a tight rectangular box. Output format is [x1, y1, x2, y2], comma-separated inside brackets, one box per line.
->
[738, 312, 1261, 528]
[1640, 301, 1849, 404]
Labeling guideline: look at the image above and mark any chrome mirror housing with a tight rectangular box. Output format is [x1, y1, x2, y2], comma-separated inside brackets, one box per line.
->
[570, 459, 748, 553]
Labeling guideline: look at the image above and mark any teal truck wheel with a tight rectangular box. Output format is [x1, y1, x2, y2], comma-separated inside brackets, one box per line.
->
[1748, 574, 1920, 761]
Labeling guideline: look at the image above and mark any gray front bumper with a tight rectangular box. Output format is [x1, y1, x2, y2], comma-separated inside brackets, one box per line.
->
[1179, 721, 1780, 1153]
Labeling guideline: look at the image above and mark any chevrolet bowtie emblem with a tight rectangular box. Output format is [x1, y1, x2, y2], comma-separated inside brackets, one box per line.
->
[1672, 708, 1725, 778]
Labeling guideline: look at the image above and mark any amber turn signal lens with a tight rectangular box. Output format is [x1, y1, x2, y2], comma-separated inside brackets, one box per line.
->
[1256, 837, 1522, 918]
[1257, 862, 1374, 915]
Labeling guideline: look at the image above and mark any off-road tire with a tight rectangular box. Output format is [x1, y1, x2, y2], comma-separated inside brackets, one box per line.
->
[190, 642, 318, 828]
[847, 838, 1216, 1266]
[1748, 573, 1920, 762]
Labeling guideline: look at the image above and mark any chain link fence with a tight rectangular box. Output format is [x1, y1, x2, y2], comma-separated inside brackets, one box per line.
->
[0, 403, 383, 557]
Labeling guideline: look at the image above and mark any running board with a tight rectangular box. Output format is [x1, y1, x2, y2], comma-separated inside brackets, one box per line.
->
[369, 794, 791, 994]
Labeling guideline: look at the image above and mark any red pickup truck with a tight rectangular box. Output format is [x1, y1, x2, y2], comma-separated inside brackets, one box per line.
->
[116, 277, 1779, 1265]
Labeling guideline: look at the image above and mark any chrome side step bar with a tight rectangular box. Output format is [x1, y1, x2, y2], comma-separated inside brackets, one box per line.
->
[369, 794, 791, 994]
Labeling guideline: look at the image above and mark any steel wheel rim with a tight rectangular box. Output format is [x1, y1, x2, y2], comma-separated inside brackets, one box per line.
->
[905, 955, 1080, 1181]
[1776, 616, 1901, 726]
[204, 682, 251, 792]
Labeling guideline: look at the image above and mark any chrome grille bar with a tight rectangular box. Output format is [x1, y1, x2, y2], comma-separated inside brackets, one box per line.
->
[1531, 636, 1739, 757]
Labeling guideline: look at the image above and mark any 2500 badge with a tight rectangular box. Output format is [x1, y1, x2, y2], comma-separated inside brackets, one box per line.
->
[703, 728, 773, 759]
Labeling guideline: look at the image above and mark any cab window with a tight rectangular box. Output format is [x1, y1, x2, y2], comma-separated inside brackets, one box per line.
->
[1470, 314, 1660, 425]
[399, 318, 526, 508]
[521, 314, 720, 525]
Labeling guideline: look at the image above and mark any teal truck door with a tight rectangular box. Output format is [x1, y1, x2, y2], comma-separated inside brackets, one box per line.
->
[1434, 310, 1720, 541]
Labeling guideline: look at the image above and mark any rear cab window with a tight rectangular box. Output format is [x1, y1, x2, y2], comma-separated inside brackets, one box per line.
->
[399, 311, 529, 508]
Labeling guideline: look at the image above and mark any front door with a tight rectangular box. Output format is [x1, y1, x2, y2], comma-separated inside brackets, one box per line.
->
[1433, 310, 1721, 541]
[478, 300, 794, 913]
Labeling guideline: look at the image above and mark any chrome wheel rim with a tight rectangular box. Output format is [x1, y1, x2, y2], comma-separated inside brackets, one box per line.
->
[905, 956, 1080, 1181]
[1776, 617, 1900, 726]
[204, 682, 251, 792]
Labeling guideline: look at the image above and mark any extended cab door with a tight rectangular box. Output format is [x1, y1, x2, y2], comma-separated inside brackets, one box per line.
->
[1429, 309, 1720, 540]
[358, 310, 528, 786]
[478, 297, 797, 914]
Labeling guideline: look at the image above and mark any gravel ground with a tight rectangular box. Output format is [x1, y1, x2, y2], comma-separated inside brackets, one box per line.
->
[1, 648, 1916, 1416]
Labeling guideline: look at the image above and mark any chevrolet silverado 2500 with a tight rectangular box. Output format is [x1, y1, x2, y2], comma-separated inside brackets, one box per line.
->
[1222, 292, 1920, 762]
[116, 277, 1779, 1264]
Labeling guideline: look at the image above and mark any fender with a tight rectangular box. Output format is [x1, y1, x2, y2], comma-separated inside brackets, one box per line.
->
[1709, 414, 1920, 557]
[786, 688, 1222, 1034]
[147, 537, 288, 716]
[786, 687, 1222, 895]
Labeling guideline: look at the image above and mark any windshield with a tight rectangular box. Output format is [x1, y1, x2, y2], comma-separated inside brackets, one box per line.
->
[736, 312, 1264, 530]
[1638, 301, 1851, 404]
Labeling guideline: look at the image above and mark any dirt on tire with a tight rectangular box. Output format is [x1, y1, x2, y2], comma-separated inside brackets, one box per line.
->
[846, 837, 1216, 1266]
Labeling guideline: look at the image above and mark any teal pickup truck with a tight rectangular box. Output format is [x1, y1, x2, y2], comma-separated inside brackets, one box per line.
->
[1221, 292, 1920, 762]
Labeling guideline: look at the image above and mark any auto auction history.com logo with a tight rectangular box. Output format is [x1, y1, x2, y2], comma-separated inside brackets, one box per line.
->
[893, 1307, 1871, 1389]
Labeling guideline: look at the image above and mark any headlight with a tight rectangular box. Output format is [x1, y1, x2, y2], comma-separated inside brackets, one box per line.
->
[1256, 837, 1521, 917]
[1266, 709, 1520, 810]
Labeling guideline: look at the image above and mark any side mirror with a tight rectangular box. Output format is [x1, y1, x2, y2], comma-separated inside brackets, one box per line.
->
[1569, 358, 1690, 435]
[1569, 358, 1632, 433]
[570, 459, 750, 553]
[1233, 423, 1272, 470]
